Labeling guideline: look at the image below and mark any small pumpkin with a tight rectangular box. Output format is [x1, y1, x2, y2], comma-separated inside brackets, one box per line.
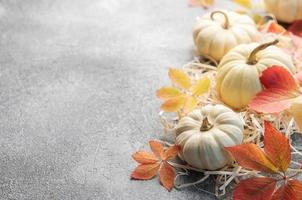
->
[175, 104, 244, 170]
[193, 10, 260, 61]
[216, 39, 296, 110]
[264, 0, 302, 23]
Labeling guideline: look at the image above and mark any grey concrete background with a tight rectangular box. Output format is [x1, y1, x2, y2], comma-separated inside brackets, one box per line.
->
[0, 0, 251, 199]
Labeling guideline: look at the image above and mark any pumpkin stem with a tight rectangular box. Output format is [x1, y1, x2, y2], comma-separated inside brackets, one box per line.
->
[210, 11, 230, 29]
[200, 117, 213, 131]
[247, 39, 279, 65]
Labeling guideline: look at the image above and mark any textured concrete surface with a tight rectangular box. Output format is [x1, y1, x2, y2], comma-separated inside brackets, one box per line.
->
[0, 0, 244, 199]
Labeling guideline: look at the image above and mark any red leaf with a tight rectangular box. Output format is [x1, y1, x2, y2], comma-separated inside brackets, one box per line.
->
[159, 161, 175, 191]
[288, 20, 302, 38]
[249, 88, 297, 113]
[162, 145, 180, 161]
[149, 141, 164, 158]
[132, 151, 159, 164]
[249, 66, 300, 113]
[131, 163, 160, 180]
[234, 177, 276, 200]
[225, 143, 278, 173]
[260, 66, 298, 91]
[272, 179, 302, 200]
[264, 121, 291, 173]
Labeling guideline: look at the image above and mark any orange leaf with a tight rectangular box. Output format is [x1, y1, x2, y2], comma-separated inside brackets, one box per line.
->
[267, 21, 289, 35]
[233, 177, 276, 200]
[183, 96, 197, 114]
[249, 66, 300, 113]
[160, 96, 185, 112]
[159, 162, 175, 191]
[162, 145, 180, 161]
[156, 87, 182, 100]
[260, 66, 299, 91]
[288, 20, 302, 38]
[225, 143, 278, 173]
[149, 140, 164, 158]
[264, 121, 291, 173]
[168, 68, 191, 89]
[272, 179, 302, 200]
[188, 0, 214, 8]
[132, 151, 159, 164]
[131, 163, 160, 180]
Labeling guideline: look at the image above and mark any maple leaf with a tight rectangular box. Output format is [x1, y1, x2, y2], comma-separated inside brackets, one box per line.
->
[272, 179, 302, 200]
[249, 66, 301, 113]
[157, 68, 210, 114]
[288, 20, 302, 38]
[264, 121, 291, 173]
[225, 143, 278, 173]
[131, 140, 180, 191]
[188, 0, 214, 8]
[234, 177, 276, 200]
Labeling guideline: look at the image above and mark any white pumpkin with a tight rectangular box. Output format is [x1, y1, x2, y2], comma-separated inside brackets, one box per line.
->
[216, 39, 296, 110]
[175, 104, 244, 170]
[193, 10, 260, 61]
[264, 0, 302, 23]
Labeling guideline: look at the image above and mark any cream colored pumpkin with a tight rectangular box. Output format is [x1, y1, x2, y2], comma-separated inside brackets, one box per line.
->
[175, 104, 244, 170]
[216, 40, 296, 110]
[264, 0, 302, 23]
[193, 10, 260, 61]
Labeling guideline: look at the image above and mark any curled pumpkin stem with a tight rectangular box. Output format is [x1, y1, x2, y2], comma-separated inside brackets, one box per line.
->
[247, 39, 279, 65]
[210, 11, 230, 29]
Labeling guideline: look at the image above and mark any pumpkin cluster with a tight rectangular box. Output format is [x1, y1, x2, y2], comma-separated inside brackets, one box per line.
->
[131, 1, 302, 199]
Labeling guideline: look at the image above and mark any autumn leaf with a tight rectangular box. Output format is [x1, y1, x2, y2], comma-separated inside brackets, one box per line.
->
[160, 96, 186, 112]
[159, 162, 175, 191]
[233, 177, 276, 200]
[168, 68, 191, 89]
[266, 21, 289, 35]
[225, 143, 278, 173]
[131, 141, 180, 191]
[162, 145, 180, 161]
[288, 20, 302, 37]
[272, 179, 302, 200]
[233, 0, 252, 9]
[132, 151, 158, 164]
[264, 121, 291, 173]
[190, 76, 210, 96]
[290, 98, 302, 132]
[156, 87, 182, 100]
[183, 96, 197, 114]
[149, 140, 164, 158]
[188, 0, 214, 8]
[249, 66, 301, 113]
[131, 163, 160, 180]
[157, 68, 210, 113]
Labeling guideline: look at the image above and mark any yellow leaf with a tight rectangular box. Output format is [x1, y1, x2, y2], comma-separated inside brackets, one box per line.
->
[160, 96, 185, 112]
[183, 96, 197, 114]
[188, 0, 214, 8]
[290, 98, 302, 132]
[191, 77, 210, 96]
[168, 68, 191, 90]
[156, 87, 182, 100]
[233, 0, 252, 9]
